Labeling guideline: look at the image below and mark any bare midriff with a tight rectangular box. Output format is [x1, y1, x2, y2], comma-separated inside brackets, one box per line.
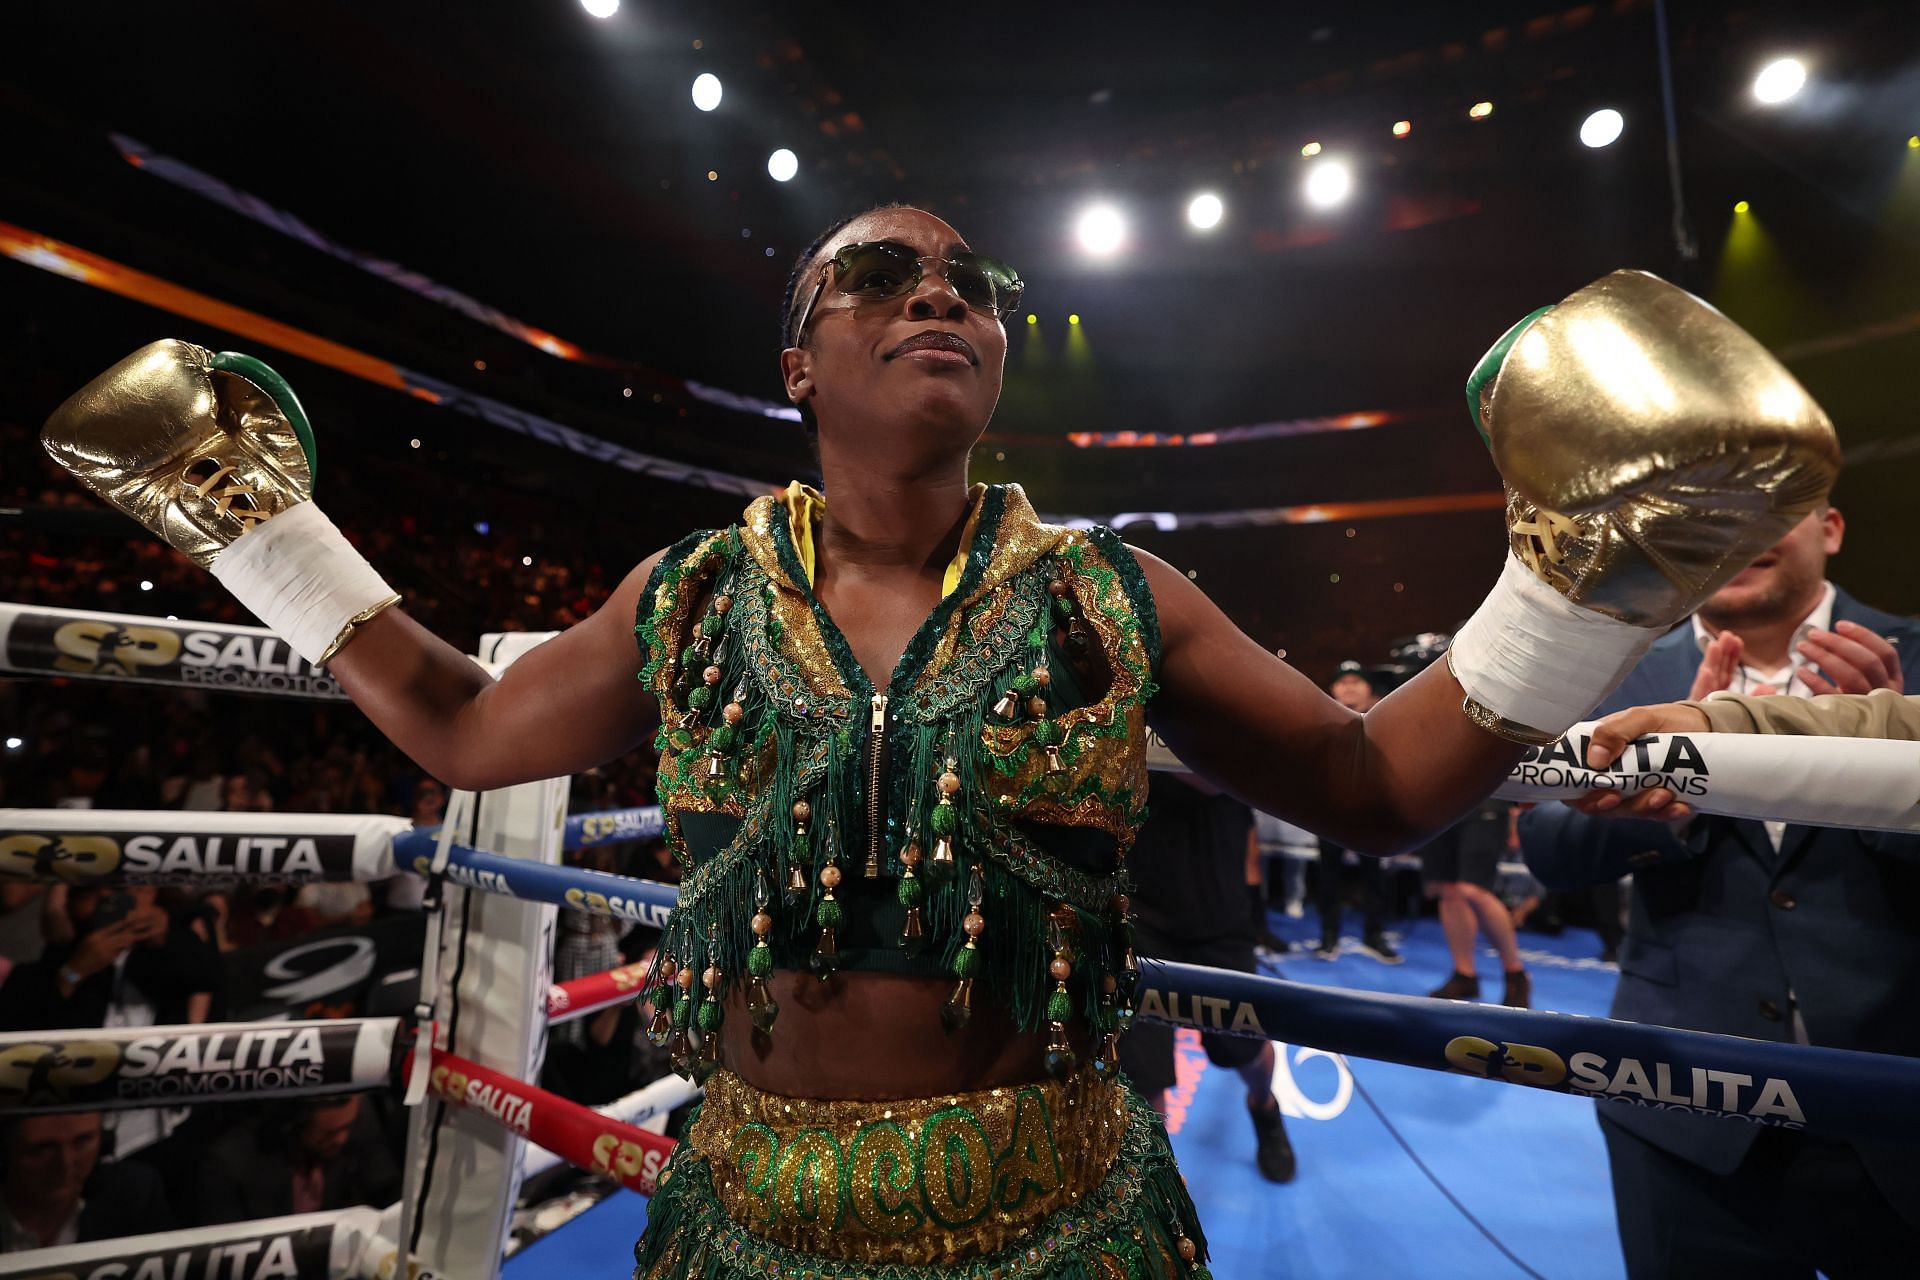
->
[721, 970, 1089, 1100]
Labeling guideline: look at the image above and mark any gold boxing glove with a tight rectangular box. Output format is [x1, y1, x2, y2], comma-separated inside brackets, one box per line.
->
[1448, 271, 1840, 744]
[43, 341, 398, 664]
[43, 340, 317, 567]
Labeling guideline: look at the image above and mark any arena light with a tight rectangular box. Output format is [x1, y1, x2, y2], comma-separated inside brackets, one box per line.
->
[1074, 203, 1126, 257]
[1025, 313, 1038, 325]
[1580, 108, 1625, 149]
[1391, 120, 1412, 138]
[691, 73, 723, 112]
[1303, 158, 1353, 210]
[1469, 101, 1494, 120]
[1734, 199, 1751, 213]
[522, 556, 534, 566]
[1753, 57, 1806, 105]
[767, 148, 798, 182]
[1186, 192, 1224, 230]
[140, 579, 153, 591]
[1068, 314, 1082, 325]
[4, 738, 21, 751]
[1300, 141, 1322, 157]
[580, 0, 618, 17]
[1909, 135, 1919, 150]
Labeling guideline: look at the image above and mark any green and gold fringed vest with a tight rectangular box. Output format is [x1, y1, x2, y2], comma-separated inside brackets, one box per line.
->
[634, 482, 1160, 1084]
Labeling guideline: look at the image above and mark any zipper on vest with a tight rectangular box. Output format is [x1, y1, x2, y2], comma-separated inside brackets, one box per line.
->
[866, 692, 888, 878]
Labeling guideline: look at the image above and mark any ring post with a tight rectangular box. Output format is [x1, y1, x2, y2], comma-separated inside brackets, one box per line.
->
[397, 632, 566, 1280]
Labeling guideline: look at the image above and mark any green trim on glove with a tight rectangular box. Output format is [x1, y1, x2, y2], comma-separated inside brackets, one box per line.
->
[1464, 304, 1554, 448]
[210, 351, 318, 489]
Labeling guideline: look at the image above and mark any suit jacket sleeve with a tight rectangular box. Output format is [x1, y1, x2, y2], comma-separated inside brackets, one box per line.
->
[1688, 688, 1920, 740]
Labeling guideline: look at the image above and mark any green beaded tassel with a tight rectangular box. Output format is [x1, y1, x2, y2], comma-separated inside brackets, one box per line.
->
[942, 865, 987, 1033]
[1044, 903, 1078, 1079]
[694, 939, 725, 1083]
[928, 760, 961, 881]
[810, 834, 843, 978]
[646, 953, 676, 1049]
[897, 844, 926, 956]
[745, 872, 778, 1033]
[668, 960, 696, 1079]
[784, 800, 812, 909]
[705, 683, 746, 785]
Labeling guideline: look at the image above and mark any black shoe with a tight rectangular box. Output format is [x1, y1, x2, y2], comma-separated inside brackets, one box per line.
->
[1313, 937, 1340, 961]
[1502, 969, 1531, 1009]
[1357, 934, 1404, 966]
[1428, 971, 1480, 1000]
[1249, 1100, 1296, 1184]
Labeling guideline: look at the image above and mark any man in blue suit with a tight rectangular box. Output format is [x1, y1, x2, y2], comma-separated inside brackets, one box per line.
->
[1520, 505, 1920, 1278]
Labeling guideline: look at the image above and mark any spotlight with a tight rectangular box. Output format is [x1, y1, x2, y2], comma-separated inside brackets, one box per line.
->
[1391, 120, 1412, 138]
[474, 521, 491, 536]
[1300, 141, 1322, 157]
[1026, 314, 1038, 325]
[1303, 158, 1353, 209]
[409, 438, 421, 449]
[523, 556, 534, 567]
[140, 580, 153, 592]
[1068, 314, 1082, 326]
[1469, 101, 1494, 120]
[580, 0, 618, 17]
[1074, 204, 1126, 257]
[1580, 108, 1624, 149]
[767, 148, 798, 182]
[1734, 200, 1751, 213]
[4, 738, 20, 751]
[1752, 57, 1806, 105]
[1909, 135, 1919, 150]
[1185, 192, 1223, 230]
[691, 73, 723, 112]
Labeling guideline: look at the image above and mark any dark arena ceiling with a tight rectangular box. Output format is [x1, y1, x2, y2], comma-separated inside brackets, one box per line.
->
[4, 0, 1918, 678]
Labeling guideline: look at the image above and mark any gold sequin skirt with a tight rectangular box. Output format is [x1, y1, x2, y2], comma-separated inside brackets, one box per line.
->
[632, 1070, 1210, 1279]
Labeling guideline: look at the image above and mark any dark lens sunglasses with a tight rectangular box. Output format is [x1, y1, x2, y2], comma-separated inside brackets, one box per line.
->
[790, 241, 1024, 346]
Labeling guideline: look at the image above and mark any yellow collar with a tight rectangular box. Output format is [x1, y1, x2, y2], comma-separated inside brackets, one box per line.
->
[780, 480, 980, 598]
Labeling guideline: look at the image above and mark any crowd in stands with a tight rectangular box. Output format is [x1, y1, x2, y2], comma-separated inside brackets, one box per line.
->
[1, 414, 686, 1250]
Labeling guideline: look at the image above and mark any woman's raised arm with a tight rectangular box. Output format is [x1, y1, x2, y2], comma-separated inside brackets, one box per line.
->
[327, 550, 663, 792]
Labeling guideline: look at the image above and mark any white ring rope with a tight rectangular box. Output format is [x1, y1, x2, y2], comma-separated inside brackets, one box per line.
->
[1150, 724, 1920, 834]
[1489, 720, 1920, 832]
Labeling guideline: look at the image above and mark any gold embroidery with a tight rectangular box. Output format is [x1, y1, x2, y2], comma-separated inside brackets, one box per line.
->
[737, 495, 852, 703]
[689, 1069, 1125, 1264]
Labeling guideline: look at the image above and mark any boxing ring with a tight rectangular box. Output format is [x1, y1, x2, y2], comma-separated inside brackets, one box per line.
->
[5, 601, 1920, 1278]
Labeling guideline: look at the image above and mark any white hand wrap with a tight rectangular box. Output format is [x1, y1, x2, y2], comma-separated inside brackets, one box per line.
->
[1447, 556, 1661, 745]
[209, 500, 399, 666]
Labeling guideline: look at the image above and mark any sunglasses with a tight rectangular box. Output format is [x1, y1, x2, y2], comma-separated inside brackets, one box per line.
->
[790, 241, 1024, 346]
